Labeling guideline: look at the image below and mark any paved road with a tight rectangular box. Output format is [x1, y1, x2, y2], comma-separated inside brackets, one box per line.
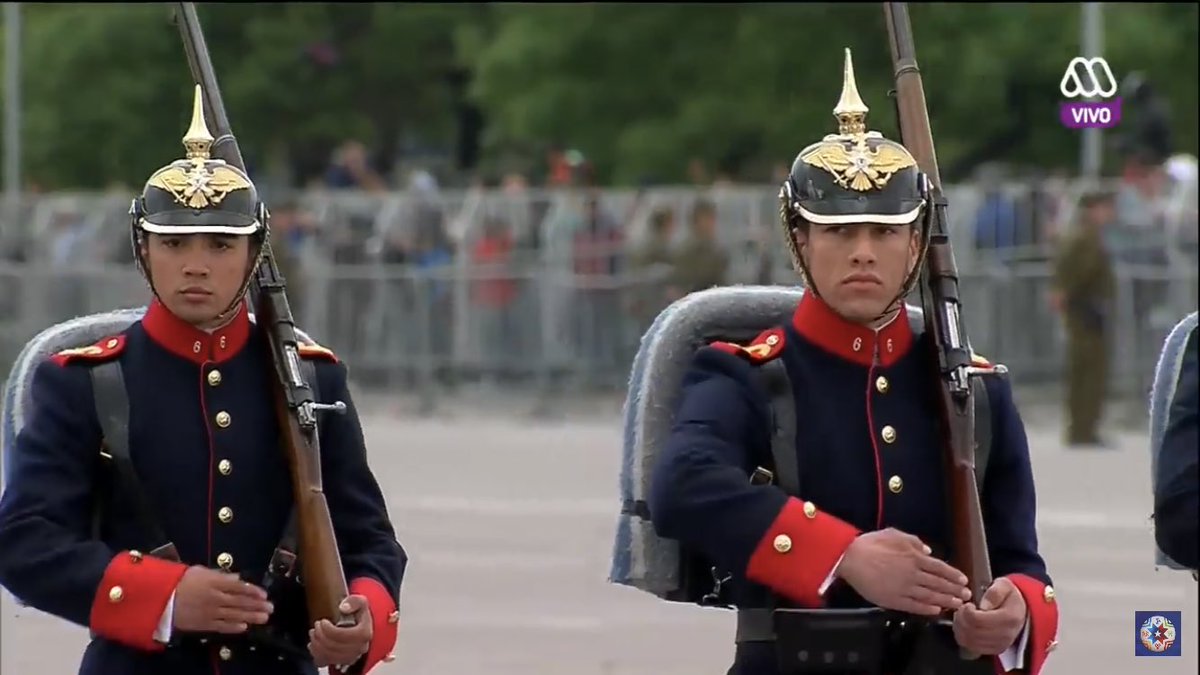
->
[2, 395, 1196, 675]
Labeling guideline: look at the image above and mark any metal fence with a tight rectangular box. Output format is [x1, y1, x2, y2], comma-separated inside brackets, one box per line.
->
[1, 178, 1197, 406]
[1, 258, 1195, 402]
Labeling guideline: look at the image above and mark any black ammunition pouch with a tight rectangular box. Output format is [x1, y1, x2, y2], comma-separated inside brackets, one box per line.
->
[88, 359, 317, 659]
[759, 608, 995, 675]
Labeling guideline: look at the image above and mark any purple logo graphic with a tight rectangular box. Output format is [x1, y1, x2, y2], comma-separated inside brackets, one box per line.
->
[1061, 99, 1122, 129]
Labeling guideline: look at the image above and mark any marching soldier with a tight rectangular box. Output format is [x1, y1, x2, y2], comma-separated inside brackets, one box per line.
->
[0, 87, 406, 674]
[647, 51, 1059, 674]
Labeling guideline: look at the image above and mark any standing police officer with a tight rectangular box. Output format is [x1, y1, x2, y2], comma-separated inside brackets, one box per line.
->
[0, 87, 406, 675]
[647, 51, 1059, 675]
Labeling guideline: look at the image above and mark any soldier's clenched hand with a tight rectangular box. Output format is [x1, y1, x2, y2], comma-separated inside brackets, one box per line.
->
[309, 595, 373, 669]
[834, 528, 971, 616]
[953, 577, 1027, 656]
[172, 566, 273, 634]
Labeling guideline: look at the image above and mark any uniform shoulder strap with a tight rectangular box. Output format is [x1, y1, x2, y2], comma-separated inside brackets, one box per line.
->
[88, 360, 176, 558]
[971, 375, 992, 490]
[967, 350, 1005, 488]
[756, 358, 799, 496]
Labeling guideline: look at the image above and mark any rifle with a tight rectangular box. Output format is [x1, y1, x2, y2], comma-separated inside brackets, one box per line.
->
[171, 1, 354, 628]
[883, 1, 994, 614]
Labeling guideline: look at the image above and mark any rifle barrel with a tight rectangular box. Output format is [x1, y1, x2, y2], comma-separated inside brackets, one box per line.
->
[883, 2, 942, 187]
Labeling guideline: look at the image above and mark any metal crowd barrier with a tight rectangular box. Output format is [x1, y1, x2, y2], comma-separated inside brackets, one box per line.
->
[1, 259, 1195, 404]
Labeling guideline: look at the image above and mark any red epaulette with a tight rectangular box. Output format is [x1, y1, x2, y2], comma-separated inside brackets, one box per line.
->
[709, 328, 786, 364]
[50, 335, 127, 367]
[297, 342, 338, 363]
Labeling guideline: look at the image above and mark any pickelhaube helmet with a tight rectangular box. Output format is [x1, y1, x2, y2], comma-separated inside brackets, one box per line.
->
[778, 48, 930, 297]
[129, 85, 268, 315]
[131, 84, 264, 238]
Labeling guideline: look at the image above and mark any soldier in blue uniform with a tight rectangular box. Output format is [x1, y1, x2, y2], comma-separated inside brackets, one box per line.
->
[1153, 319, 1198, 570]
[647, 50, 1059, 674]
[0, 87, 406, 675]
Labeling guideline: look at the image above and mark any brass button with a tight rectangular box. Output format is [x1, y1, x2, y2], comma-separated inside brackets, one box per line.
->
[219, 646, 233, 661]
[773, 534, 792, 553]
[108, 586, 124, 603]
[888, 475, 904, 494]
[765, 334, 780, 346]
[207, 370, 222, 386]
[802, 501, 817, 519]
[218, 507, 233, 524]
[130, 550, 143, 563]
[388, 611, 400, 624]
[1043, 585, 1055, 603]
[215, 411, 231, 428]
[875, 376, 889, 393]
[881, 425, 897, 444]
[218, 459, 232, 476]
[106, 338, 119, 349]
[217, 552, 233, 570]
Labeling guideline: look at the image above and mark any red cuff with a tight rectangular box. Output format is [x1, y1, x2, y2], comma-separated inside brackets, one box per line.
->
[88, 550, 188, 652]
[338, 576, 399, 674]
[744, 497, 860, 607]
[1002, 573, 1060, 675]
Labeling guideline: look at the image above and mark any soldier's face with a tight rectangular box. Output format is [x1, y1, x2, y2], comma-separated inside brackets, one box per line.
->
[796, 222, 919, 325]
[143, 233, 255, 328]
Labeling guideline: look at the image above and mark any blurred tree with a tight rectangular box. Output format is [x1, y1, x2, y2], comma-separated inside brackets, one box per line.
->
[463, 2, 1199, 184]
[0, 2, 1195, 189]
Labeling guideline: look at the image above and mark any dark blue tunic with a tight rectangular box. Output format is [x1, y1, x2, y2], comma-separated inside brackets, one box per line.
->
[0, 299, 406, 675]
[648, 293, 1059, 675]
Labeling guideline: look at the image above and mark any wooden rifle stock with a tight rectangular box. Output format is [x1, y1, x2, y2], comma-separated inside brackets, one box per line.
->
[883, 2, 993, 610]
[171, 1, 353, 628]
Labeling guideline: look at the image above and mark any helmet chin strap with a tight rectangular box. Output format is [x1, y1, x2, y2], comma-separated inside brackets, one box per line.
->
[132, 228, 263, 329]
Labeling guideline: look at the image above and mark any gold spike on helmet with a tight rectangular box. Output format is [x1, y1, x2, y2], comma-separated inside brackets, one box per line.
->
[131, 85, 262, 236]
[781, 48, 923, 229]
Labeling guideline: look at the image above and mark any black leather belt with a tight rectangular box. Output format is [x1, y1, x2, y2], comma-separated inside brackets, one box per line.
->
[736, 608, 776, 643]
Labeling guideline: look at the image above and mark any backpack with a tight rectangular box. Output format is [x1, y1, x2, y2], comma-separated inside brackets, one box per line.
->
[1147, 311, 1198, 572]
[609, 286, 995, 606]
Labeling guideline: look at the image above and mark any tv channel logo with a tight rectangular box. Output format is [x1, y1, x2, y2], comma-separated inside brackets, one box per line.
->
[1135, 611, 1181, 657]
[1059, 56, 1121, 129]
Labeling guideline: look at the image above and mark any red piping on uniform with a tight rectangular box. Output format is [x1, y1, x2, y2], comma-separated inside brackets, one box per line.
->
[198, 360, 216, 563]
[196, 358, 221, 675]
[865, 340, 884, 529]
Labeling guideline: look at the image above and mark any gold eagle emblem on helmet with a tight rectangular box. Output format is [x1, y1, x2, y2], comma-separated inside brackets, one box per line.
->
[147, 161, 251, 210]
[800, 137, 916, 192]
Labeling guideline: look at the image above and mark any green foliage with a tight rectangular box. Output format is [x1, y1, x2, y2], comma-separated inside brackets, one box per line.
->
[0, 2, 1195, 189]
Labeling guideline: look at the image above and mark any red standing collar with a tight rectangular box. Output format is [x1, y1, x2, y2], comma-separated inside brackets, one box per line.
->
[141, 298, 253, 365]
[791, 292, 915, 368]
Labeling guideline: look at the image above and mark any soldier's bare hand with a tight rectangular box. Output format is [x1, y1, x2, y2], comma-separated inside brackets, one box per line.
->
[309, 595, 373, 669]
[172, 566, 273, 634]
[834, 528, 972, 616]
[953, 577, 1028, 655]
